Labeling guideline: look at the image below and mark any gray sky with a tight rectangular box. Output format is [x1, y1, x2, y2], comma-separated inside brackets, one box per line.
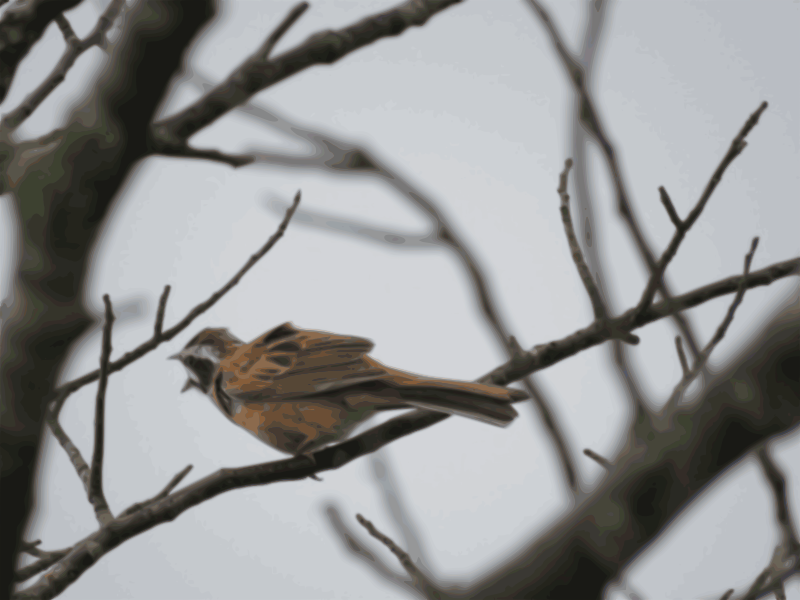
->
[2, 0, 799, 598]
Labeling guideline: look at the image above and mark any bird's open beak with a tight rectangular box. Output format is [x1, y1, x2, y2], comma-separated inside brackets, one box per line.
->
[168, 353, 182, 361]
[180, 380, 194, 393]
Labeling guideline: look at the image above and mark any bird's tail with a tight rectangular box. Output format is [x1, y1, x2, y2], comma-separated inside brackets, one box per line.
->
[383, 376, 526, 427]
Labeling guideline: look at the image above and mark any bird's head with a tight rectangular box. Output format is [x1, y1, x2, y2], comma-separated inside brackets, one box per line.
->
[169, 328, 242, 394]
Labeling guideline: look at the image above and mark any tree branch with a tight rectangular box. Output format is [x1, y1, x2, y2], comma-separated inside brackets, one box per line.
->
[478, 257, 798, 388]
[87, 295, 115, 526]
[633, 103, 768, 318]
[357, 514, 443, 600]
[0, 0, 82, 104]
[152, 0, 463, 144]
[0, 0, 126, 132]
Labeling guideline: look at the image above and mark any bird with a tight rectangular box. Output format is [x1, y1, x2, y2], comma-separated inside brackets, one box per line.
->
[170, 322, 527, 457]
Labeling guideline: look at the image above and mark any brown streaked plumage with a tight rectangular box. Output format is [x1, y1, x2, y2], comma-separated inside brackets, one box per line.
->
[171, 322, 526, 456]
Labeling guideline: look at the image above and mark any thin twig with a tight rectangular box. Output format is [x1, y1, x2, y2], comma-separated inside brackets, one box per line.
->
[0, 0, 126, 132]
[757, 446, 800, 553]
[46, 416, 91, 492]
[118, 465, 193, 519]
[256, 1, 309, 60]
[674, 336, 690, 378]
[153, 0, 462, 143]
[557, 159, 639, 344]
[719, 589, 734, 600]
[661, 238, 759, 413]
[633, 103, 768, 318]
[356, 514, 443, 600]
[154, 285, 170, 337]
[151, 144, 255, 168]
[583, 448, 611, 469]
[88, 295, 115, 526]
[659, 187, 682, 229]
[325, 505, 417, 595]
[18, 540, 42, 557]
[371, 453, 430, 571]
[558, 158, 605, 320]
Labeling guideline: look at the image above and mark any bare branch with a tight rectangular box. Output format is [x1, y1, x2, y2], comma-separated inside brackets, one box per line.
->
[583, 448, 611, 469]
[153, 285, 171, 337]
[18, 541, 42, 557]
[371, 452, 431, 570]
[53, 14, 77, 45]
[325, 505, 418, 596]
[659, 186, 682, 229]
[356, 514, 443, 600]
[634, 103, 768, 317]
[48, 191, 301, 420]
[0, 0, 126, 132]
[558, 158, 606, 320]
[153, 0, 461, 143]
[14, 545, 72, 583]
[0, 0, 82, 104]
[757, 446, 800, 553]
[662, 238, 759, 413]
[256, 1, 309, 60]
[88, 295, 115, 526]
[735, 445, 800, 600]
[45, 415, 91, 493]
[674, 336, 690, 378]
[151, 144, 255, 168]
[118, 465, 193, 519]
[478, 256, 797, 389]
[719, 589, 734, 600]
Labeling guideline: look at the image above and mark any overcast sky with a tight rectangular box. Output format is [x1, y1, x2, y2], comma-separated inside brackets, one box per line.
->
[2, 0, 799, 598]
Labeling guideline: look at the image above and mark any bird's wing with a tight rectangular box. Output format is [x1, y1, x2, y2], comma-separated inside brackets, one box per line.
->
[217, 322, 388, 403]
